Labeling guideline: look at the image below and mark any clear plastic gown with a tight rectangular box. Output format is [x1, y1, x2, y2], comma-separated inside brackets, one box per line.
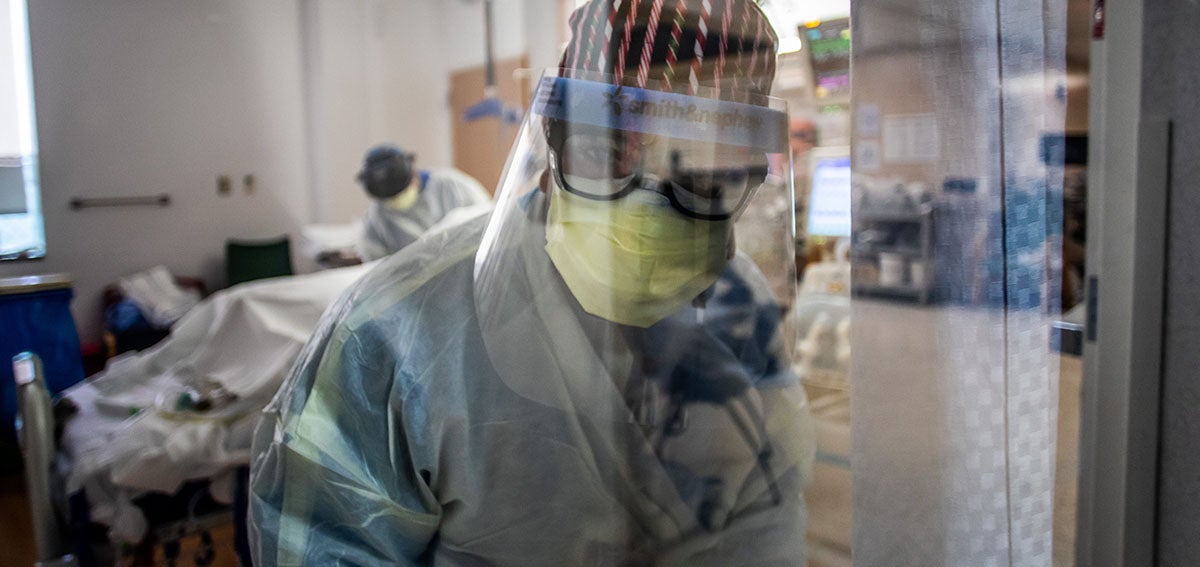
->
[251, 72, 813, 566]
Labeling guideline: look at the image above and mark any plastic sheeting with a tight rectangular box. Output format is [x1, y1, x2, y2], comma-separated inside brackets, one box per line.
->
[849, 0, 1067, 564]
[59, 262, 373, 542]
[251, 215, 815, 565]
[250, 69, 814, 564]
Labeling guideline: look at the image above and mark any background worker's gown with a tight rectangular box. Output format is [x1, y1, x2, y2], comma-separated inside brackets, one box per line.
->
[250, 193, 814, 566]
[358, 168, 491, 261]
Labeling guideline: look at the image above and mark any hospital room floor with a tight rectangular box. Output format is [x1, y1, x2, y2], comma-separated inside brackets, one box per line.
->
[0, 474, 239, 567]
[0, 473, 37, 566]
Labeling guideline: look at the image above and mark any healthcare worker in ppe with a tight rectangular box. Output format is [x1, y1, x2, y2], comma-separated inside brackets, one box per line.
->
[250, 0, 813, 564]
[356, 144, 492, 261]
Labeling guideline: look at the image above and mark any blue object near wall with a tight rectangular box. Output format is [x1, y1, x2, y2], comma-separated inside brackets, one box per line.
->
[0, 279, 86, 471]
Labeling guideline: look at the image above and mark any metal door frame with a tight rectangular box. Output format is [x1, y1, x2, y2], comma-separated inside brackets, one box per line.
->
[1075, 0, 1168, 564]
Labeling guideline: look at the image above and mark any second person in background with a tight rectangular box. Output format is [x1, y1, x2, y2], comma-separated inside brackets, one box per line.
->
[356, 144, 492, 261]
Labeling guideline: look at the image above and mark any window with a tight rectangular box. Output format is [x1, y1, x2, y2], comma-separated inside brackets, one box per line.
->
[0, 0, 43, 260]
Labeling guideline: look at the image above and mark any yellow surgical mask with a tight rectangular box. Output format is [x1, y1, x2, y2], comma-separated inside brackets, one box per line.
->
[383, 183, 421, 211]
[544, 185, 731, 327]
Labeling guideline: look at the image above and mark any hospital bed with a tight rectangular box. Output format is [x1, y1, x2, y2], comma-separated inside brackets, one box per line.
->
[34, 208, 490, 561]
[17, 349, 241, 566]
[25, 262, 374, 563]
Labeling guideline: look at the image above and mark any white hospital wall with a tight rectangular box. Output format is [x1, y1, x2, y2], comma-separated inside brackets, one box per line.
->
[0, 0, 19, 155]
[437, 0, 573, 87]
[523, 0, 570, 77]
[0, 0, 467, 340]
[0, 0, 310, 340]
[440, 0, 528, 72]
[368, 0, 453, 175]
[305, 0, 455, 223]
[0, 0, 553, 341]
[302, 0, 372, 224]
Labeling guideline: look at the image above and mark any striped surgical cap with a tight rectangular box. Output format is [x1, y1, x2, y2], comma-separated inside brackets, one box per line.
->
[559, 0, 778, 101]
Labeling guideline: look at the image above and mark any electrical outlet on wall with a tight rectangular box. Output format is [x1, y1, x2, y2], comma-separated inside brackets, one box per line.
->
[217, 174, 232, 195]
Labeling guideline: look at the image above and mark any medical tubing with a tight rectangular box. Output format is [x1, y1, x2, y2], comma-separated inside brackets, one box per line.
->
[734, 395, 772, 450]
[727, 399, 783, 505]
[738, 396, 783, 504]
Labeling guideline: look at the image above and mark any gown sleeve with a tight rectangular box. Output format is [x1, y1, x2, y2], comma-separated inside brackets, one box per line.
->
[250, 317, 441, 566]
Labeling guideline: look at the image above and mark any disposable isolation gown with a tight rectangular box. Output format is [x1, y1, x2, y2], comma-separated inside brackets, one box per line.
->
[250, 191, 813, 565]
[358, 168, 491, 261]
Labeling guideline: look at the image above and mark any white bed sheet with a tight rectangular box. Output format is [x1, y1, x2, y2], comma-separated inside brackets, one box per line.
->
[60, 262, 374, 542]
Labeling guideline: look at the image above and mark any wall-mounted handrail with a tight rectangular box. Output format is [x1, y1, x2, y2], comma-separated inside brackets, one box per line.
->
[69, 194, 170, 210]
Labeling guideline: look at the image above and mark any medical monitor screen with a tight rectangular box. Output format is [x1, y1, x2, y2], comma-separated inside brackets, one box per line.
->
[804, 18, 851, 99]
[807, 153, 852, 237]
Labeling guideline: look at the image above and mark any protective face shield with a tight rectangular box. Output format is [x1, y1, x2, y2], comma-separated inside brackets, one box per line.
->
[473, 70, 806, 537]
[477, 72, 794, 326]
[250, 0, 814, 561]
[357, 147, 416, 200]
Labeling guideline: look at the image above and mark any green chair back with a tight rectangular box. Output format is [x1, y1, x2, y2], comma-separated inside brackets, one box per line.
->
[225, 236, 293, 287]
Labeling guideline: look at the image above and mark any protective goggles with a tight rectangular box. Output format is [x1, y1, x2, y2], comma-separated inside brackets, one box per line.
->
[535, 76, 788, 221]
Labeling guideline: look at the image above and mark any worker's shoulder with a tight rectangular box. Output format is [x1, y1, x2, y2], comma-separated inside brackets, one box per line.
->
[425, 166, 473, 182]
[426, 167, 488, 191]
[338, 214, 486, 331]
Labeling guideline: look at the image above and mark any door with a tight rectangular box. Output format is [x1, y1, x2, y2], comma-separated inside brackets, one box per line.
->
[449, 55, 531, 195]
